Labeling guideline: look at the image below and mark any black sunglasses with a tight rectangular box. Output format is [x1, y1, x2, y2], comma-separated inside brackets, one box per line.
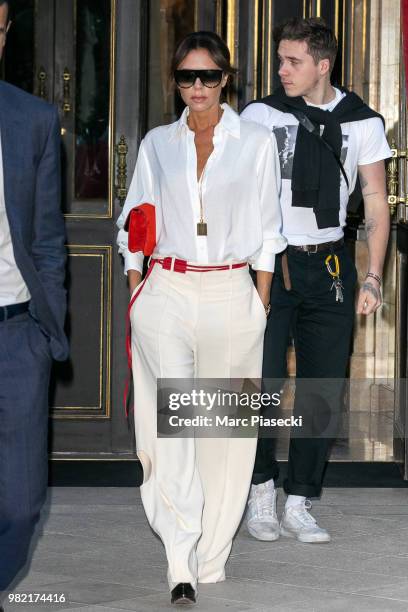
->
[174, 69, 224, 88]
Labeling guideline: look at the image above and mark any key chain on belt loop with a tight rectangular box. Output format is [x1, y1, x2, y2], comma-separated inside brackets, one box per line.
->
[325, 253, 344, 303]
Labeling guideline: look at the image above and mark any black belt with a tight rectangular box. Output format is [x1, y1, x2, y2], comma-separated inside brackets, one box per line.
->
[288, 238, 344, 254]
[0, 300, 30, 322]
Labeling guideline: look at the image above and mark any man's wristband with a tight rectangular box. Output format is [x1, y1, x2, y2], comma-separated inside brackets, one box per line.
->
[264, 303, 271, 317]
[366, 272, 381, 286]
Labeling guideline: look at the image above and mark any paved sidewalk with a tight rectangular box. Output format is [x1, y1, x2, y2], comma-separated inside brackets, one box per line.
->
[3, 487, 408, 611]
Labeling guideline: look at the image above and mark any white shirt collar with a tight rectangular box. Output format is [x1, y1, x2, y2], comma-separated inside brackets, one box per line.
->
[169, 102, 240, 141]
[306, 87, 345, 111]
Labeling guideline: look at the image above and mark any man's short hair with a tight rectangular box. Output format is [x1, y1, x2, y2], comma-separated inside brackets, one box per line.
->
[274, 17, 338, 70]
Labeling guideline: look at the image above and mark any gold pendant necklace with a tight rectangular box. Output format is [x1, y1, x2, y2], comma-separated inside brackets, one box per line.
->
[188, 106, 223, 237]
[197, 221, 207, 236]
[197, 167, 208, 236]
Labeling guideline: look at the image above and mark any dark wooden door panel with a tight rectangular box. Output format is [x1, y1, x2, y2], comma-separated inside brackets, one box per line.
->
[51, 245, 112, 418]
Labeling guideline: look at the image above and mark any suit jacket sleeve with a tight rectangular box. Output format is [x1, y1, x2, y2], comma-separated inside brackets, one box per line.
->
[32, 107, 67, 335]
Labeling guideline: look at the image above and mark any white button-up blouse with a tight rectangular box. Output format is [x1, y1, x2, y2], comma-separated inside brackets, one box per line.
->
[117, 103, 286, 273]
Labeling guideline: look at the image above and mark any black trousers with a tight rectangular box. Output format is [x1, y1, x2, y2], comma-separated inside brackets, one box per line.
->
[252, 244, 357, 497]
[0, 312, 51, 591]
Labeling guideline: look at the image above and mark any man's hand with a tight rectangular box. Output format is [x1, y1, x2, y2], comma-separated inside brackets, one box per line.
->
[356, 278, 382, 315]
[356, 160, 389, 317]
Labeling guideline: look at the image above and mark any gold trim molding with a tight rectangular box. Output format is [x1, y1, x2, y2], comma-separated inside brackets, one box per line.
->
[226, 0, 237, 69]
[253, 0, 260, 100]
[51, 245, 112, 420]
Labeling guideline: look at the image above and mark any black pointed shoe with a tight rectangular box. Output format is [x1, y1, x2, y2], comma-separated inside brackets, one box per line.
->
[170, 582, 196, 605]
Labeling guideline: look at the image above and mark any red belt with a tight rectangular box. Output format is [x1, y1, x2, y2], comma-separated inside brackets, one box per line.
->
[124, 258, 247, 415]
[152, 257, 247, 273]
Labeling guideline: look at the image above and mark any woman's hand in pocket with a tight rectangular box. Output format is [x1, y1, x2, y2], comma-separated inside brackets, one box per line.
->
[128, 269, 142, 295]
[256, 270, 273, 307]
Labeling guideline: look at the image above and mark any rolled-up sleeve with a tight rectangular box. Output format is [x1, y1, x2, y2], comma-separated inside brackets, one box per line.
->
[251, 134, 287, 272]
[116, 139, 155, 275]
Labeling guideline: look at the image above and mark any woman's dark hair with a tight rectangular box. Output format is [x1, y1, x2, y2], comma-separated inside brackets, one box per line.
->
[171, 31, 236, 76]
[274, 17, 338, 70]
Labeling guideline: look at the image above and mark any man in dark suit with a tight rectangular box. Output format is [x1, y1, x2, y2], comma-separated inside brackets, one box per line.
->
[0, 0, 68, 600]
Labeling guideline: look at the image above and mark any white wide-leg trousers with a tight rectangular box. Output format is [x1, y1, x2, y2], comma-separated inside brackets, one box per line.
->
[130, 261, 266, 590]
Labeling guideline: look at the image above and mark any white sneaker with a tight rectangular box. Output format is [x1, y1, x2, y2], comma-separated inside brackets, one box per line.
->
[246, 480, 280, 541]
[280, 500, 331, 543]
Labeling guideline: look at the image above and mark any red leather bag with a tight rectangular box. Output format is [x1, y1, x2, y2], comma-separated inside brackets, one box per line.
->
[124, 203, 156, 255]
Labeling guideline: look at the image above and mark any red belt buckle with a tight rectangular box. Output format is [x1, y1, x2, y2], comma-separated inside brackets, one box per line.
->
[162, 257, 172, 270]
[174, 258, 187, 273]
[161, 257, 187, 273]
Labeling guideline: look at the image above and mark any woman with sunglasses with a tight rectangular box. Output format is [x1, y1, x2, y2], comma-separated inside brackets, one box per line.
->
[117, 31, 286, 606]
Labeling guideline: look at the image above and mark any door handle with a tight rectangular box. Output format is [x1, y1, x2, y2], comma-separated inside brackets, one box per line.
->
[62, 67, 71, 114]
[387, 139, 407, 217]
[115, 135, 129, 206]
[37, 66, 47, 99]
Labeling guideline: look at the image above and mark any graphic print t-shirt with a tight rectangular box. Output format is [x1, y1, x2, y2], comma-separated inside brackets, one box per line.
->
[241, 88, 392, 245]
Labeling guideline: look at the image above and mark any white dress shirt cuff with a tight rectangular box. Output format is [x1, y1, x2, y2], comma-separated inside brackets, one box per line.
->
[124, 251, 144, 275]
[251, 252, 276, 273]
[251, 235, 288, 272]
